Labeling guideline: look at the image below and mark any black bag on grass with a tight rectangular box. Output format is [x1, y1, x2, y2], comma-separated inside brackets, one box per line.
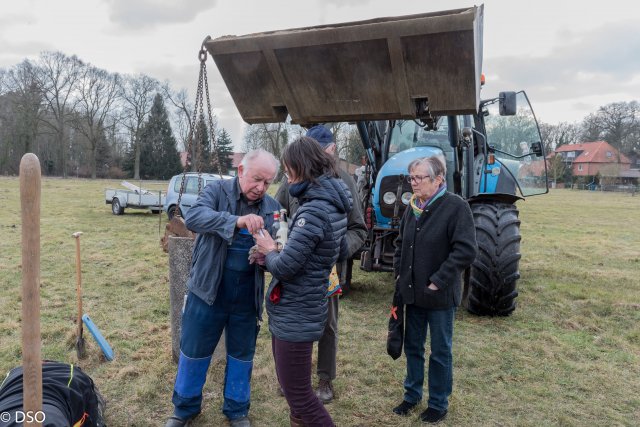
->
[0, 360, 105, 427]
[386, 290, 404, 360]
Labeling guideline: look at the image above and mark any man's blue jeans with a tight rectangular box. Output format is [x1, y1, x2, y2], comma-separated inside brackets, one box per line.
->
[403, 304, 455, 412]
[172, 271, 257, 421]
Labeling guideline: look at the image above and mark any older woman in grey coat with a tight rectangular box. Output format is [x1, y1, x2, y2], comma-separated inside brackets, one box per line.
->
[392, 156, 477, 424]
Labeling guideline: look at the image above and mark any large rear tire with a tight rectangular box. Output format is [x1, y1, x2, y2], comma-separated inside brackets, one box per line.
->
[467, 202, 521, 316]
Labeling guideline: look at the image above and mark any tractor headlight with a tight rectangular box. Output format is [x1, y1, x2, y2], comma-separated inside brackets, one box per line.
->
[401, 192, 412, 205]
[382, 191, 397, 205]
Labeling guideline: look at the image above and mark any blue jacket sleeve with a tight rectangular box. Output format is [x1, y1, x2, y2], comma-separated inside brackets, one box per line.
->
[184, 182, 237, 242]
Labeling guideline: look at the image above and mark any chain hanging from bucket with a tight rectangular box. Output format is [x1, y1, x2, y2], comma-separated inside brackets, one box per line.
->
[175, 35, 220, 217]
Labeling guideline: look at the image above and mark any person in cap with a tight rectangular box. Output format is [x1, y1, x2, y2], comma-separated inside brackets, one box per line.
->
[274, 125, 367, 403]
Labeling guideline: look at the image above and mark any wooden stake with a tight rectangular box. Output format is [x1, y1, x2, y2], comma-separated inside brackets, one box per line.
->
[20, 153, 42, 427]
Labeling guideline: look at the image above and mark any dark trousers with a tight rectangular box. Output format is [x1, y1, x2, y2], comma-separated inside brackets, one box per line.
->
[316, 295, 339, 380]
[272, 336, 335, 427]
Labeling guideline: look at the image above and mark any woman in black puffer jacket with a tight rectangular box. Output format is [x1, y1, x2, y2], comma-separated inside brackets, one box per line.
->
[253, 136, 351, 427]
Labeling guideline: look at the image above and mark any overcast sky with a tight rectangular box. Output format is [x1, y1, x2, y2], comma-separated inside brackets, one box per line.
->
[2, 0, 639, 149]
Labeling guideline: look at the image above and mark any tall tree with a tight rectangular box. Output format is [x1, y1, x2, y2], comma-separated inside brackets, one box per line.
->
[138, 93, 181, 179]
[243, 122, 290, 159]
[216, 128, 234, 174]
[580, 101, 640, 155]
[120, 74, 158, 179]
[3, 60, 44, 157]
[547, 154, 566, 184]
[162, 83, 192, 151]
[73, 65, 120, 178]
[539, 121, 580, 152]
[33, 51, 84, 177]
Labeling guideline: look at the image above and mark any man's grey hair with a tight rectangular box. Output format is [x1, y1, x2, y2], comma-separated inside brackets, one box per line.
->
[241, 149, 280, 176]
[408, 155, 446, 180]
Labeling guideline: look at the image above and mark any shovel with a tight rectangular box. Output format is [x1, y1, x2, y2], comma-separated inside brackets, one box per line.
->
[72, 231, 86, 359]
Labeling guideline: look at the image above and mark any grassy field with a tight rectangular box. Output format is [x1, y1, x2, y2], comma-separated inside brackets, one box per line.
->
[0, 178, 639, 426]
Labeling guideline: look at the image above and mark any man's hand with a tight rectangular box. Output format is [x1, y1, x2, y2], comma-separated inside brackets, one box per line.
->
[428, 283, 439, 290]
[249, 251, 266, 266]
[236, 214, 264, 234]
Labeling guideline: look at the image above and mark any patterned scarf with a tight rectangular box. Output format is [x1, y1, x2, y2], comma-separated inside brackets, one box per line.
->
[410, 183, 447, 219]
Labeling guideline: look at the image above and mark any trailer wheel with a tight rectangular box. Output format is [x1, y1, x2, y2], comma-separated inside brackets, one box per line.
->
[112, 198, 124, 215]
[467, 202, 521, 316]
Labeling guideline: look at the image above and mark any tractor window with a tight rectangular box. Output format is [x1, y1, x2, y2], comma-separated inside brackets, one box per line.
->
[483, 91, 548, 196]
[389, 118, 449, 154]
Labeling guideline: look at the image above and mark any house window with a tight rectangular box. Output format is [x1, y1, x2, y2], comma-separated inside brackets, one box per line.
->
[606, 151, 612, 158]
[578, 164, 583, 171]
[567, 152, 575, 158]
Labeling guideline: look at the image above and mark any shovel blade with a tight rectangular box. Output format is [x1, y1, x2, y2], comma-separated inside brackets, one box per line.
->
[76, 336, 87, 359]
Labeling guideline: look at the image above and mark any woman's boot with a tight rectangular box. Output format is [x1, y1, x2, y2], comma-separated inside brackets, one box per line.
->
[289, 414, 305, 427]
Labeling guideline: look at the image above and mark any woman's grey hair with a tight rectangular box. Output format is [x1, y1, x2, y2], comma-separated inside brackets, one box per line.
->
[240, 149, 280, 177]
[408, 155, 446, 180]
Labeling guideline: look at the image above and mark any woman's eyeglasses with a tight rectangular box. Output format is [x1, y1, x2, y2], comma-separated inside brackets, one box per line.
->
[406, 175, 431, 183]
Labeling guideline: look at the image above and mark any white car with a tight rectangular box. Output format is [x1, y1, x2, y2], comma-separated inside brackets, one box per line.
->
[163, 172, 234, 219]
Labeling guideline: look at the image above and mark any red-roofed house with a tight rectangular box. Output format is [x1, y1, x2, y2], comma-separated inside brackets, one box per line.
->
[554, 141, 631, 177]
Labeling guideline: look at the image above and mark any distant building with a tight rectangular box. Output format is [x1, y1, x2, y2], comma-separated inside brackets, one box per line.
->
[553, 141, 638, 187]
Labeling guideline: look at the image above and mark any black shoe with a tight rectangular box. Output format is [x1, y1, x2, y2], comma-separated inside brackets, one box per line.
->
[420, 407, 447, 423]
[392, 400, 417, 416]
[315, 379, 334, 404]
[229, 416, 251, 427]
[164, 416, 191, 427]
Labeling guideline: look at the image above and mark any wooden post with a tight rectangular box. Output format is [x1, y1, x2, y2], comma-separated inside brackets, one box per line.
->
[20, 153, 42, 427]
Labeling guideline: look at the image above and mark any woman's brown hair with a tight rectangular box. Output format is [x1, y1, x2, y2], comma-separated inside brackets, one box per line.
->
[282, 136, 339, 183]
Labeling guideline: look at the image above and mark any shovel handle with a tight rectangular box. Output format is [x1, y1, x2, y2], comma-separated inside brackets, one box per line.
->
[20, 153, 42, 426]
[73, 232, 83, 337]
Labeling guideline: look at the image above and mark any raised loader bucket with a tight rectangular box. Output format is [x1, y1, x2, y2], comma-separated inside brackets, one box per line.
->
[205, 5, 483, 125]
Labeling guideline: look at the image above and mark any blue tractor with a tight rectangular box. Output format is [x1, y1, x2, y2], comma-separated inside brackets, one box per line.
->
[355, 92, 548, 315]
[206, 5, 549, 315]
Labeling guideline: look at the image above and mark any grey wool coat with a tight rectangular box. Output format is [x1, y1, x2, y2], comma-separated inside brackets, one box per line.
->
[393, 192, 478, 309]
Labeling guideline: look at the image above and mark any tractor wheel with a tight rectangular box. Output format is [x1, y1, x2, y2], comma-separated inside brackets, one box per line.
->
[467, 202, 521, 316]
[112, 198, 124, 215]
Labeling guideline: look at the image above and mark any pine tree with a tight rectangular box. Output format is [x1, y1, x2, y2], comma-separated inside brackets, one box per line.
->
[216, 128, 234, 174]
[137, 93, 181, 179]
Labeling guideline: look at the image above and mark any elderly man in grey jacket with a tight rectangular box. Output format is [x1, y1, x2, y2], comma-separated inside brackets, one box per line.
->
[275, 125, 367, 403]
[165, 149, 281, 427]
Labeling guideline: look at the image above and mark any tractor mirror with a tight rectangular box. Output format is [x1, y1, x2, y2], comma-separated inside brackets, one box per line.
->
[499, 92, 517, 116]
[530, 141, 543, 157]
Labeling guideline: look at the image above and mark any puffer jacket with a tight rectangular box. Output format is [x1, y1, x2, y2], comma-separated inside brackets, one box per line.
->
[265, 175, 352, 342]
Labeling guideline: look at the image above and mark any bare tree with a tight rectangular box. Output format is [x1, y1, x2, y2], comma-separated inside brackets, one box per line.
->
[539, 121, 580, 152]
[120, 73, 158, 179]
[243, 122, 292, 159]
[2, 60, 45, 156]
[34, 51, 84, 177]
[73, 65, 121, 178]
[547, 154, 566, 184]
[580, 101, 640, 155]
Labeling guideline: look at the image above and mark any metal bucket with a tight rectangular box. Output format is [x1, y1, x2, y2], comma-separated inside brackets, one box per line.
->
[206, 5, 483, 124]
